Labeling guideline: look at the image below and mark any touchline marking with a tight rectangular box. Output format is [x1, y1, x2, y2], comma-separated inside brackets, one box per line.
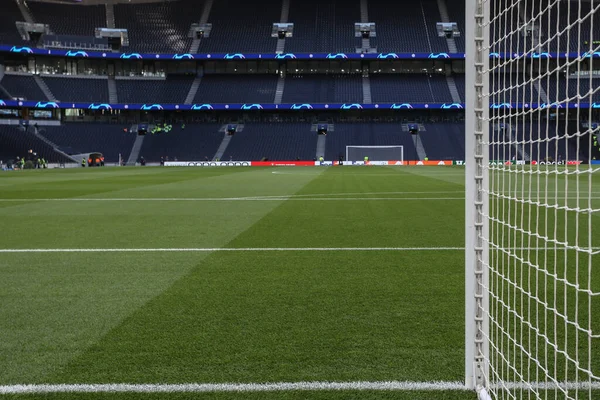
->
[0, 381, 467, 394]
[2, 247, 598, 253]
[0, 247, 465, 253]
[1, 380, 598, 394]
[0, 197, 465, 202]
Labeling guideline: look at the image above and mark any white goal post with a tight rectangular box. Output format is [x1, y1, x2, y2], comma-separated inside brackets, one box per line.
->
[345, 145, 404, 162]
[466, 0, 599, 399]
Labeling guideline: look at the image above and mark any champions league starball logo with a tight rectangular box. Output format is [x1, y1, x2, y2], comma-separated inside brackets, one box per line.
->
[428, 53, 450, 59]
[326, 53, 348, 59]
[223, 53, 245, 59]
[340, 104, 363, 109]
[35, 101, 59, 108]
[172, 54, 194, 59]
[240, 104, 263, 110]
[390, 103, 413, 109]
[440, 103, 464, 109]
[65, 50, 89, 57]
[377, 53, 399, 59]
[10, 46, 33, 53]
[140, 104, 164, 110]
[120, 53, 143, 59]
[275, 53, 296, 59]
[491, 103, 512, 109]
[290, 104, 313, 110]
[88, 103, 112, 110]
[191, 104, 214, 110]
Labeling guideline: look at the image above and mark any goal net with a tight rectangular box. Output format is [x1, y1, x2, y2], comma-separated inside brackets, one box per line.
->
[345, 145, 404, 162]
[466, 0, 599, 399]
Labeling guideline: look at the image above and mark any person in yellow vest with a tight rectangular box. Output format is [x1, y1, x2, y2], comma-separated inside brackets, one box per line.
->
[364, 156, 369, 164]
[81, 157, 86, 167]
[319, 156, 324, 163]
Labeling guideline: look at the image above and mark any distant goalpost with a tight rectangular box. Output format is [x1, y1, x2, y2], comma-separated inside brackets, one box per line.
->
[466, 0, 599, 399]
[345, 145, 404, 162]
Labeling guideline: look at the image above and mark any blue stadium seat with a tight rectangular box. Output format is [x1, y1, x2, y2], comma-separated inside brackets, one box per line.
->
[370, 74, 451, 103]
[43, 77, 109, 103]
[139, 124, 224, 162]
[0, 75, 47, 101]
[194, 75, 278, 103]
[282, 74, 363, 103]
[27, 2, 105, 37]
[117, 77, 193, 104]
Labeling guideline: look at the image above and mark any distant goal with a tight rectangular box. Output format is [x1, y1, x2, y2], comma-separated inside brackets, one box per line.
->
[345, 145, 404, 162]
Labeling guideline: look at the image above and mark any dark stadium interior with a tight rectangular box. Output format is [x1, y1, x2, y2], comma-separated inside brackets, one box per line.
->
[0, 0, 598, 166]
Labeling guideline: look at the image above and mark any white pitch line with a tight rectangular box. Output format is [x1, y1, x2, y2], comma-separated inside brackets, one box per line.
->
[0, 381, 467, 394]
[2, 380, 599, 394]
[0, 197, 466, 202]
[0, 247, 465, 253]
[2, 247, 598, 253]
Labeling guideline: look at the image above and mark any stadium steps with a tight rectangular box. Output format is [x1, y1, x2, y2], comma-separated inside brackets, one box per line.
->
[533, 80, 549, 104]
[32, 125, 79, 162]
[436, 0, 457, 53]
[362, 75, 372, 104]
[276, 39, 285, 53]
[503, 124, 530, 162]
[126, 135, 145, 166]
[360, 0, 369, 22]
[107, 76, 118, 103]
[315, 133, 326, 160]
[446, 75, 462, 103]
[412, 134, 428, 161]
[33, 75, 56, 101]
[274, 76, 285, 104]
[105, 3, 115, 29]
[0, 84, 12, 99]
[0, 64, 5, 82]
[189, 0, 214, 53]
[213, 132, 233, 161]
[184, 77, 202, 105]
[280, 0, 290, 23]
[16, 0, 35, 24]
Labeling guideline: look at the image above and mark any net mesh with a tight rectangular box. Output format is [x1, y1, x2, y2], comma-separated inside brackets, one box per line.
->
[480, 0, 600, 398]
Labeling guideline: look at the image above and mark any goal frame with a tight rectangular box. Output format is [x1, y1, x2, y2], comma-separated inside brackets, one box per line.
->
[465, 0, 490, 392]
[345, 145, 404, 162]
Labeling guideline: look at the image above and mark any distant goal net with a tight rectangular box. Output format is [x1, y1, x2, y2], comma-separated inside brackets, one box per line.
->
[345, 145, 404, 162]
[466, 0, 599, 399]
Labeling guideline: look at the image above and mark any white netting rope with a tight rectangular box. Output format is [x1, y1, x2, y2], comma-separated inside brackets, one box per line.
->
[475, 0, 599, 398]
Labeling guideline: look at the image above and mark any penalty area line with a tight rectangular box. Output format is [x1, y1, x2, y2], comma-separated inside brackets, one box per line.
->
[0, 381, 468, 394]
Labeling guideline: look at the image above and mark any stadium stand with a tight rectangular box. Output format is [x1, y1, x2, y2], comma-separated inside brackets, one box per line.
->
[39, 124, 137, 163]
[0, 1, 25, 45]
[194, 74, 278, 103]
[324, 123, 419, 161]
[139, 124, 224, 162]
[27, 1, 106, 37]
[282, 74, 363, 103]
[418, 123, 465, 160]
[285, 0, 360, 53]
[445, 0, 466, 52]
[0, 75, 47, 101]
[114, 0, 199, 53]
[0, 125, 72, 164]
[117, 77, 193, 104]
[370, 74, 452, 103]
[369, 0, 446, 53]
[43, 77, 109, 103]
[222, 123, 316, 161]
[196, 0, 280, 53]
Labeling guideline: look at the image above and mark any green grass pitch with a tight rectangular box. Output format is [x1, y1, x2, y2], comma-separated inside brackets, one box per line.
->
[0, 166, 597, 399]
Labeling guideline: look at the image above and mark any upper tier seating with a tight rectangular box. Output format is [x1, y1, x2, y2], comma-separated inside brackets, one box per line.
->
[369, 0, 447, 53]
[325, 123, 419, 161]
[282, 74, 363, 103]
[139, 123, 224, 162]
[0, 75, 47, 101]
[27, 2, 105, 37]
[115, 0, 200, 53]
[194, 74, 278, 103]
[222, 123, 316, 161]
[0, 1, 26, 45]
[43, 77, 109, 103]
[370, 74, 452, 103]
[285, 0, 360, 53]
[40, 123, 137, 163]
[196, 0, 280, 53]
[117, 77, 193, 104]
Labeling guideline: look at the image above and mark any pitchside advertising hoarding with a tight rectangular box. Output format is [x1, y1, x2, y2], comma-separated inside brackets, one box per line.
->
[164, 160, 586, 167]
